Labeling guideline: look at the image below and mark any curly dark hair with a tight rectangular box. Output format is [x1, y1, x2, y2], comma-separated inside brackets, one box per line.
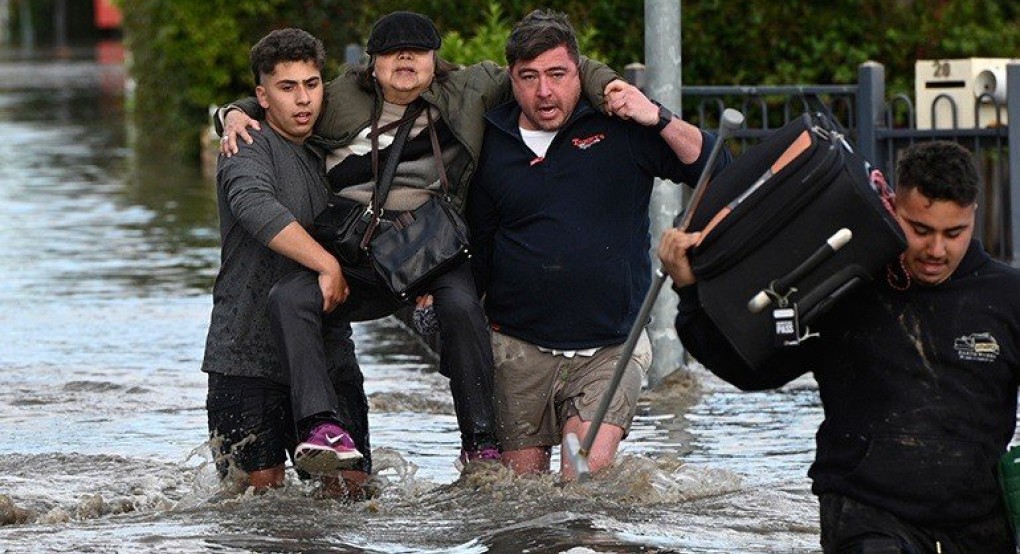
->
[895, 141, 978, 205]
[505, 9, 580, 67]
[250, 28, 326, 85]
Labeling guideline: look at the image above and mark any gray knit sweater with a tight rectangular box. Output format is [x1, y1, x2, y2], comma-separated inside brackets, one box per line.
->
[201, 126, 329, 381]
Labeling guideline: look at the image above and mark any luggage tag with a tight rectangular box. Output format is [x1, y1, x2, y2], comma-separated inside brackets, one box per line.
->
[771, 302, 821, 346]
[772, 305, 802, 347]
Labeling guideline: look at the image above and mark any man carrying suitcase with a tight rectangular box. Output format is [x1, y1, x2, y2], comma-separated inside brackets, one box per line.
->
[661, 141, 1020, 552]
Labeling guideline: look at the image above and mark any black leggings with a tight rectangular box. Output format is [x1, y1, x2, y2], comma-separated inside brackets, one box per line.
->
[267, 261, 497, 451]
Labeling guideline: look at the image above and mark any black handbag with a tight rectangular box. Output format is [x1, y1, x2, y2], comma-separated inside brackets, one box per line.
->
[369, 107, 471, 300]
[312, 197, 374, 266]
[312, 102, 422, 266]
[371, 194, 470, 300]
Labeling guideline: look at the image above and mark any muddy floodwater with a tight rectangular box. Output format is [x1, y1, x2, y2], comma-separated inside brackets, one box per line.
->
[0, 53, 828, 553]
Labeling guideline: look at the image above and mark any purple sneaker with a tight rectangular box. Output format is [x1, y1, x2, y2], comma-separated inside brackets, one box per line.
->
[294, 422, 363, 475]
[456, 446, 501, 471]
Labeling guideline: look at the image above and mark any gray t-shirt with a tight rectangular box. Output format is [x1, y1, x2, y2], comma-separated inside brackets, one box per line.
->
[201, 126, 329, 381]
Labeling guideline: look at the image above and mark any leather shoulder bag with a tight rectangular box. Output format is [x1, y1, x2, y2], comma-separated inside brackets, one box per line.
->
[312, 102, 422, 266]
[368, 106, 471, 300]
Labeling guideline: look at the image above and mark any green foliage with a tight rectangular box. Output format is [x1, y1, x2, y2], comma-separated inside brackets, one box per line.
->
[439, 3, 512, 65]
[438, 2, 603, 66]
[681, 0, 1020, 94]
[356, 0, 629, 68]
[118, 0, 287, 159]
[119, 0, 1020, 164]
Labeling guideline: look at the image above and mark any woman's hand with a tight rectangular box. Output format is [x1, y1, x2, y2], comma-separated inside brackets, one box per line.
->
[220, 109, 261, 157]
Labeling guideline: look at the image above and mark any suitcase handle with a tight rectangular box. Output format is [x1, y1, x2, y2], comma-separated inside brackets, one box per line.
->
[799, 273, 865, 326]
[747, 228, 852, 313]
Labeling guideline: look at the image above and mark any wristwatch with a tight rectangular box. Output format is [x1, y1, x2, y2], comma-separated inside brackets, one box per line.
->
[655, 104, 675, 132]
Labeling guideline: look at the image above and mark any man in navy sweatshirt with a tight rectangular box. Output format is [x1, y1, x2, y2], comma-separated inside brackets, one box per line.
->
[660, 141, 1020, 552]
[467, 9, 727, 479]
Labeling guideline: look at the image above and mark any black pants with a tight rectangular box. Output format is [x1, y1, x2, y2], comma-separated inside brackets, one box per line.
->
[206, 358, 371, 475]
[819, 493, 1015, 553]
[206, 373, 297, 477]
[267, 261, 497, 451]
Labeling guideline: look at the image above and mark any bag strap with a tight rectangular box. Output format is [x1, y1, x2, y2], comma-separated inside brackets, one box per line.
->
[425, 107, 451, 197]
[362, 101, 424, 246]
[369, 110, 418, 177]
[368, 101, 425, 211]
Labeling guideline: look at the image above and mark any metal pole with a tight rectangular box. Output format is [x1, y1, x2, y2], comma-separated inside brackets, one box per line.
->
[1007, 63, 1020, 267]
[567, 109, 745, 483]
[624, 62, 647, 92]
[644, 0, 683, 387]
[18, 0, 33, 52]
[0, 0, 9, 45]
[856, 61, 885, 170]
[344, 43, 364, 67]
[54, 0, 68, 56]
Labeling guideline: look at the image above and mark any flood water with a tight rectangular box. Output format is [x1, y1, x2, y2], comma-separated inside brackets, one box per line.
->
[0, 54, 825, 553]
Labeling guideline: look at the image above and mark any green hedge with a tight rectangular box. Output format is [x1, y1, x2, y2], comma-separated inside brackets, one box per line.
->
[119, 0, 288, 158]
[119, 0, 1020, 162]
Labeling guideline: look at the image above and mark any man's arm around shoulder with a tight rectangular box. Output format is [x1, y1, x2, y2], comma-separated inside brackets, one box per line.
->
[219, 133, 349, 311]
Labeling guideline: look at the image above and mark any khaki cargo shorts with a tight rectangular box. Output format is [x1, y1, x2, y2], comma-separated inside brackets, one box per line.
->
[491, 330, 651, 451]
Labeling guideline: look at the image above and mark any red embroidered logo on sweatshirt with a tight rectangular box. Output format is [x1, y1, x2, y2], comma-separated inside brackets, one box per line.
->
[572, 133, 605, 150]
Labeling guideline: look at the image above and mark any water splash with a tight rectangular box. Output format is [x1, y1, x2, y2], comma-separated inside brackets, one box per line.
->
[0, 453, 189, 526]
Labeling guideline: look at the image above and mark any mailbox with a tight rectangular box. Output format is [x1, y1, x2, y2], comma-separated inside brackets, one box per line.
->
[915, 58, 1013, 129]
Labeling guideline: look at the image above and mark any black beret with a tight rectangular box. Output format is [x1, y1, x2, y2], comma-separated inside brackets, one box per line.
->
[366, 11, 441, 55]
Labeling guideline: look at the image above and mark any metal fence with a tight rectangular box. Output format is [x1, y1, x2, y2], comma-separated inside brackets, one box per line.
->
[627, 62, 1019, 265]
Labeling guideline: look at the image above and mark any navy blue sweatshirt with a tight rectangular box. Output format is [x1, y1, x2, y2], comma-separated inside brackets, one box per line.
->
[675, 240, 1020, 526]
[468, 99, 723, 349]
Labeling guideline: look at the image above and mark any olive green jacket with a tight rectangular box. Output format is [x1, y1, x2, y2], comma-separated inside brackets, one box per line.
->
[225, 58, 619, 211]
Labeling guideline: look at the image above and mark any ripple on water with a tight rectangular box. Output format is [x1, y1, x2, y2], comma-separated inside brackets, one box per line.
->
[62, 380, 130, 393]
[368, 391, 453, 415]
[0, 452, 198, 524]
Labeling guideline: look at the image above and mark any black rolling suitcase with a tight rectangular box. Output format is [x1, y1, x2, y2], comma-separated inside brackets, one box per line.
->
[685, 112, 906, 370]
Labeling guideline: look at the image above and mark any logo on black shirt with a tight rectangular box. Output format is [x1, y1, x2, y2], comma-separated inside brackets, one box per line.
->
[953, 332, 1000, 362]
[572, 133, 605, 150]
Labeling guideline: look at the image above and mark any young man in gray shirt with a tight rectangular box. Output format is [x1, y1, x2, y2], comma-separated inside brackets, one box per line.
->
[203, 28, 369, 496]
